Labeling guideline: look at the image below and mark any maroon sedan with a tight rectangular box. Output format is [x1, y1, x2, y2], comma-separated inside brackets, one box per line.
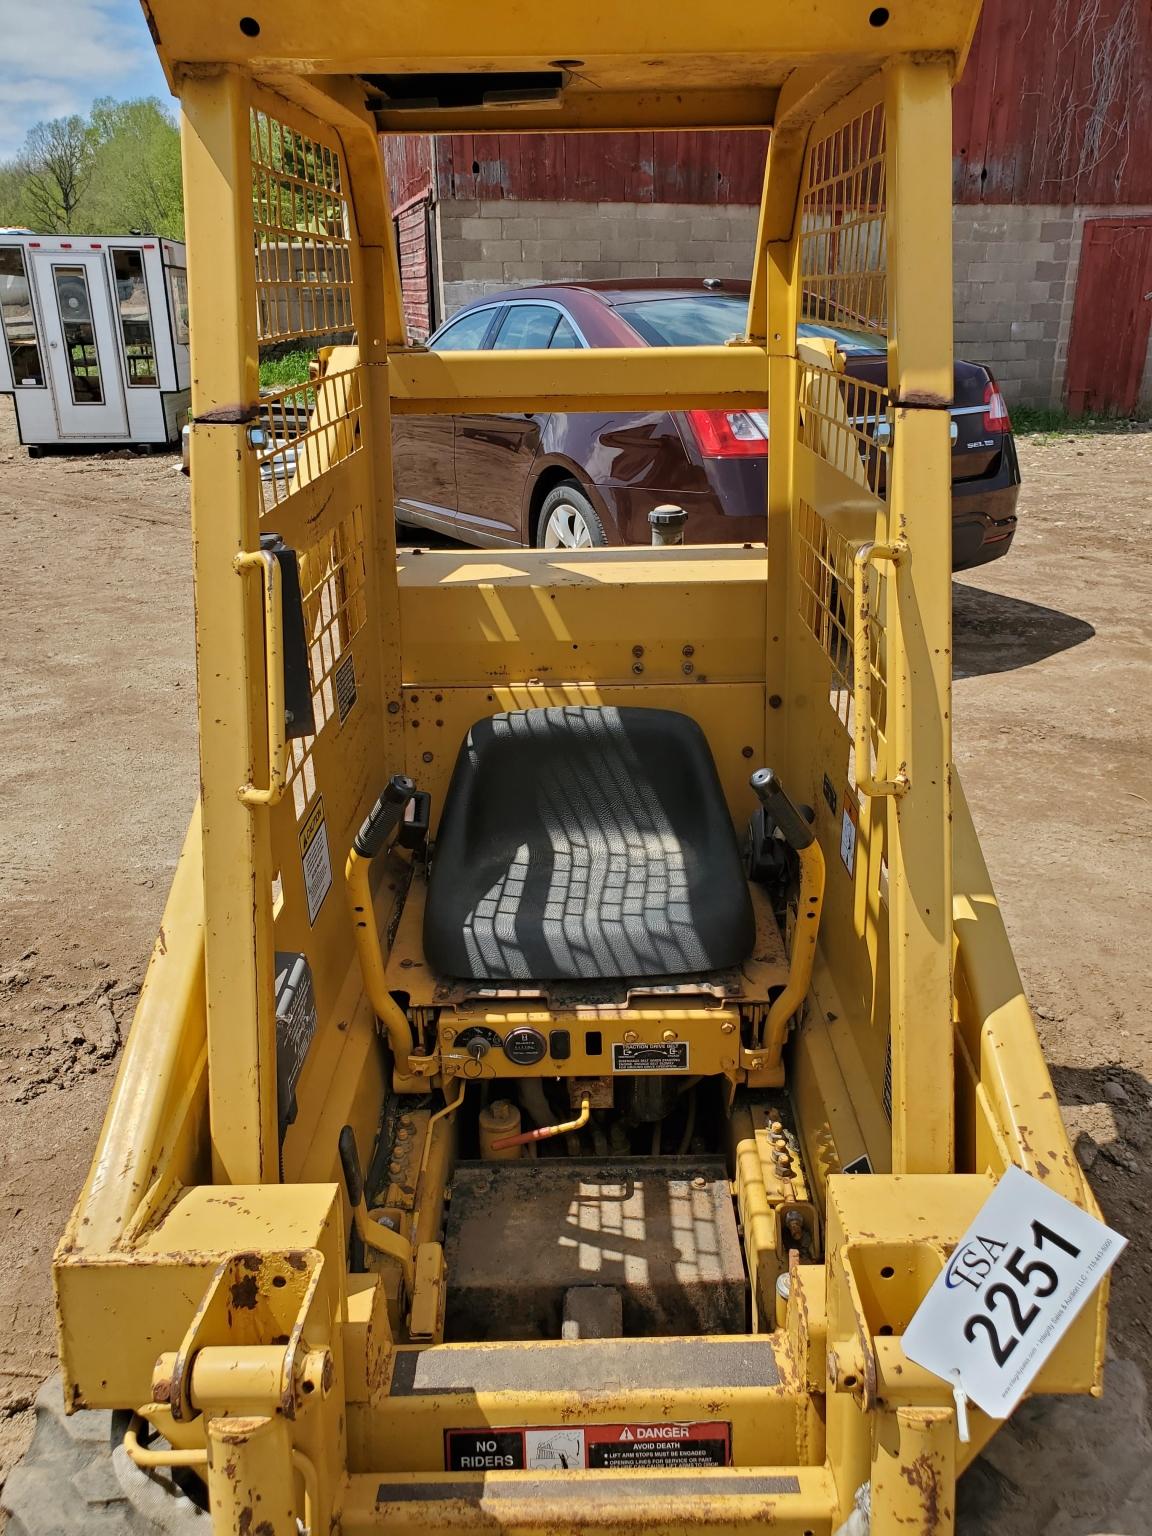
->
[393, 278, 1019, 570]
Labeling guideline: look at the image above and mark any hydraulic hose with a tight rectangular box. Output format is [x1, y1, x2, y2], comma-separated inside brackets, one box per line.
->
[490, 1093, 591, 1151]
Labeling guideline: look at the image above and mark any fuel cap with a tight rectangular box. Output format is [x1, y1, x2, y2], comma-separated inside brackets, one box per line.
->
[503, 1027, 547, 1067]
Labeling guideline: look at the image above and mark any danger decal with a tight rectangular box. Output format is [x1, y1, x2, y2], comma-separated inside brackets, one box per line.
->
[445, 1421, 730, 1472]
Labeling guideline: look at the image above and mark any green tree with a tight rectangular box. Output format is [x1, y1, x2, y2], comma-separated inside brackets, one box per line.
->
[15, 116, 95, 232]
[84, 98, 184, 239]
[0, 98, 184, 239]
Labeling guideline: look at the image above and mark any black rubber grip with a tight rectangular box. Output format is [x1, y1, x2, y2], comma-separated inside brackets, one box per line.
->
[338, 1124, 364, 1208]
[749, 768, 815, 851]
[353, 775, 417, 859]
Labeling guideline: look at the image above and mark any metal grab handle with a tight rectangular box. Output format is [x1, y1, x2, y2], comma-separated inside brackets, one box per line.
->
[234, 549, 287, 807]
[852, 540, 910, 799]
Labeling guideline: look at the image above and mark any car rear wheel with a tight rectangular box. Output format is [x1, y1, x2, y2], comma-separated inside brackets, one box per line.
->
[536, 484, 608, 549]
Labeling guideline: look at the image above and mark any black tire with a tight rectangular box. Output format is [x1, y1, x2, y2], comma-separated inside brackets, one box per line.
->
[1, 1376, 207, 1536]
[534, 483, 608, 549]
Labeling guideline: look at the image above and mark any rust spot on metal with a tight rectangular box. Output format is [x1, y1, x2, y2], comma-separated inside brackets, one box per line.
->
[153, 1376, 172, 1404]
[286, 1251, 308, 1271]
[238, 1509, 253, 1536]
[241, 1252, 262, 1271]
[896, 391, 952, 409]
[230, 1274, 259, 1310]
[901, 1450, 943, 1533]
[254, 1522, 275, 1536]
[193, 402, 261, 424]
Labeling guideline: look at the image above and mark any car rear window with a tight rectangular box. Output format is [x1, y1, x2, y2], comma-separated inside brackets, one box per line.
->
[615, 296, 885, 358]
[492, 304, 562, 349]
[430, 306, 497, 350]
[615, 295, 748, 346]
[549, 314, 582, 349]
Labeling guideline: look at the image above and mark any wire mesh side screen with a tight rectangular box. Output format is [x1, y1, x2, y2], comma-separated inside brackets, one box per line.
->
[799, 98, 887, 336]
[251, 108, 353, 345]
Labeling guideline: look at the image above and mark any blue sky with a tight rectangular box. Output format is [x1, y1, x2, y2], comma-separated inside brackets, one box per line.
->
[0, 0, 172, 158]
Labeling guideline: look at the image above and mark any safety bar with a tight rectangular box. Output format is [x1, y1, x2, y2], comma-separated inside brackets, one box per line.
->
[234, 549, 286, 807]
[750, 770, 826, 1061]
[345, 776, 419, 1071]
[852, 541, 910, 799]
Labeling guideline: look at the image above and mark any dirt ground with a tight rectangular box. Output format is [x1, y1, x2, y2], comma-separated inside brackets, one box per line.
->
[0, 394, 1150, 1529]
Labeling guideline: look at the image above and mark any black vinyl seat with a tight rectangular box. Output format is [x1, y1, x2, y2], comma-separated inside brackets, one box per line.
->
[424, 705, 755, 982]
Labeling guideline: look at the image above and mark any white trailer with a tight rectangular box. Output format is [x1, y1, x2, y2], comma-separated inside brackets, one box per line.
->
[0, 233, 191, 452]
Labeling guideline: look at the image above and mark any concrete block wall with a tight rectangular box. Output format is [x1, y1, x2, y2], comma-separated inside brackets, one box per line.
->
[435, 196, 1152, 412]
[953, 202, 1152, 411]
[437, 199, 759, 312]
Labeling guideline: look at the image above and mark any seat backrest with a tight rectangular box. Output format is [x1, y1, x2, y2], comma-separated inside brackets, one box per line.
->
[424, 705, 754, 982]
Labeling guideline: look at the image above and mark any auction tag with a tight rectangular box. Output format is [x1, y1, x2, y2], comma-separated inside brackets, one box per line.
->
[903, 1165, 1125, 1418]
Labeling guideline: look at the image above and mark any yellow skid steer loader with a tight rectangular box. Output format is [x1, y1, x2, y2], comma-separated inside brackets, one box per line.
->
[4, 3, 1119, 1534]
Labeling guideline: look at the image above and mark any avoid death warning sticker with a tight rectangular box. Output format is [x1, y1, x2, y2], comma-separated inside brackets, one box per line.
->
[299, 797, 333, 926]
[446, 1422, 730, 1472]
[903, 1165, 1126, 1419]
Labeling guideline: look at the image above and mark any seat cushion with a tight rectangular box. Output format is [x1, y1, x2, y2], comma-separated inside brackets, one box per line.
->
[424, 705, 754, 981]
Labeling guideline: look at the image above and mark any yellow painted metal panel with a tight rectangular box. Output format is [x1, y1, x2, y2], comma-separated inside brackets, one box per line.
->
[387, 345, 770, 416]
[343, 1467, 840, 1534]
[396, 546, 768, 688]
[875, 62, 956, 1174]
[145, 1, 983, 88]
[374, 89, 782, 134]
[181, 72, 279, 1184]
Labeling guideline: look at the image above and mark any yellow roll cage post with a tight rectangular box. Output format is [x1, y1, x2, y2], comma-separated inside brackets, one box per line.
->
[46, 5, 1110, 1536]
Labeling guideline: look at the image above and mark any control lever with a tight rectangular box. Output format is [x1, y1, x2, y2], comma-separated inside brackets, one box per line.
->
[346, 775, 420, 1073]
[354, 774, 417, 858]
[338, 1124, 414, 1287]
[750, 768, 815, 851]
[749, 769, 826, 1061]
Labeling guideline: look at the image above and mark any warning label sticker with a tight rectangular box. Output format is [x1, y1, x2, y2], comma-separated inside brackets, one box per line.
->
[839, 789, 859, 877]
[335, 651, 357, 723]
[586, 1422, 729, 1469]
[612, 1041, 689, 1072]
[299, 797, 333, 926]
[445, 1422, 730, 1472]
[445, 1430, 522, 1472]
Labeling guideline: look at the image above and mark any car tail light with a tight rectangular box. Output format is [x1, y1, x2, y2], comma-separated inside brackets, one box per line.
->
[685, 408, 769, 458]
[983, 379, 1011, 433]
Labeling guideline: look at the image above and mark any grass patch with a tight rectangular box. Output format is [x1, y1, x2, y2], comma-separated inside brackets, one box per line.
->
[259, 350, 314, 389]
[1011, 405, 1151, 439]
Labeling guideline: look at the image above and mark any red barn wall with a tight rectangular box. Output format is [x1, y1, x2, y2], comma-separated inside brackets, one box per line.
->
[382, 135, 434, 207]
[432, 131, 769, 205]
[953, 0, 1152, 205]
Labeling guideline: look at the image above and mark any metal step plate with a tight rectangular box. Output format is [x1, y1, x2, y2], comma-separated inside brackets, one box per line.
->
[444, 1157, 747, 1340]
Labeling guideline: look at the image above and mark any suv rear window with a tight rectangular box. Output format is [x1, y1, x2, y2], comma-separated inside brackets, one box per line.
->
[616, 295, 747, 346]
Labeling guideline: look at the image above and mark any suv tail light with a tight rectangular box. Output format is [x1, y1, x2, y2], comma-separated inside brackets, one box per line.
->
[685, 408, 769, 458]
[983, 378, 1011, 433]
